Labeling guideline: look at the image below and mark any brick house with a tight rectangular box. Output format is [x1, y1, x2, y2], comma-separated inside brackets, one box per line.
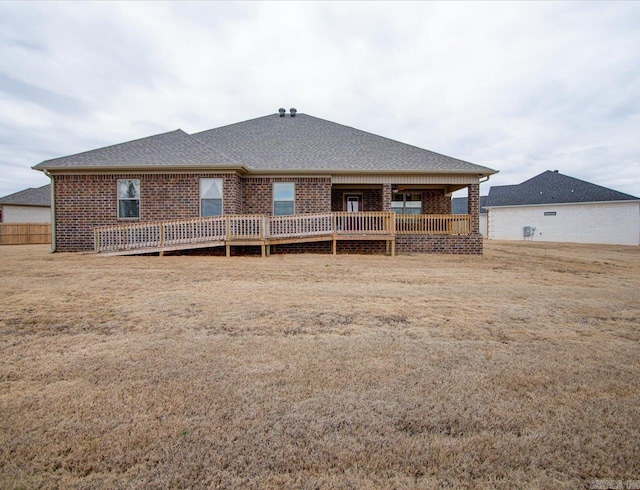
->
[33, 110, 498, 255]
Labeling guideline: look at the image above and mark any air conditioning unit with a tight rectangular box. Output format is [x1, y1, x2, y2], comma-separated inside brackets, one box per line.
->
[523, 226, 536, 237]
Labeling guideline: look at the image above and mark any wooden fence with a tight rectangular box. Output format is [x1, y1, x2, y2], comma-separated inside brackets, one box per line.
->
[0, 223, 51, 245]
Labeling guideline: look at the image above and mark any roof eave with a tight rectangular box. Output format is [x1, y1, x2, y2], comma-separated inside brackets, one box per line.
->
[485, 199, 640, 208]
[247, 167, 498, 176]
[35, 164, 249, 174]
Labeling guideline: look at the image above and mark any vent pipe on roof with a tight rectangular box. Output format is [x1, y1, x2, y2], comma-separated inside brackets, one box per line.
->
[278, 108, 286, 117]
[290, 108, 297, 117]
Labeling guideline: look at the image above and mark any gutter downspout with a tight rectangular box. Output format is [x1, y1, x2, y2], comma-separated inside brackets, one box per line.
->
[44, 170, 55, 253]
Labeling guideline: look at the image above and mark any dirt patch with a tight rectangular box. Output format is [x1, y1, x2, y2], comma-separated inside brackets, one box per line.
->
[1, 241, 639, 488]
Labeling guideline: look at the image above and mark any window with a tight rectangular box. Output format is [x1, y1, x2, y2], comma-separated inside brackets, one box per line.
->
[200, 178, 223, 216]
[544, 211, 557, 216]
[118, 179, 140, 218]
[273, 182, 295, 215]
[391, 192, 422, 214]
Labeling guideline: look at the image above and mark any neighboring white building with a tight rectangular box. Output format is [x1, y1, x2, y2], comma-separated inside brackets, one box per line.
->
[0, 185, 51, 223]
[485, 171, 640, 246]
[452, 196, 488, 236]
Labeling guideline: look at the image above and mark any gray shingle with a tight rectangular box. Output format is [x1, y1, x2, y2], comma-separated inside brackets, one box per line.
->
[451, 196, 488, 214]
[0, 184, 51, 206]
[192, 113, 496, 173]
[33, 130, 236, 170]
[486, 171, 639, 207]
[33, 113, 497, 174]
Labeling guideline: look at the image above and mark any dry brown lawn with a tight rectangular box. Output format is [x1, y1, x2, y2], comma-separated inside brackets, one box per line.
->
[0, 241, 639, 489]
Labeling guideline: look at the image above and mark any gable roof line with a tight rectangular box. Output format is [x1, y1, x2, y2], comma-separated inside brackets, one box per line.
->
[486, 170, 639, 207]
[34, 129, 183, 168]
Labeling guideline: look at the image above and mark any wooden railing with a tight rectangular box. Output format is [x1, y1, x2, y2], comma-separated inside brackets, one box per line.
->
[395, 214, 470, 235]
[94, 213, 471, 253]
[0, 223, 52, 245]
[269, 213, 333, 239]
[334, 212, 395, 235]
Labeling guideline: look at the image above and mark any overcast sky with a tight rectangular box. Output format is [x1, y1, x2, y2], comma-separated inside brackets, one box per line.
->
[1, 1, 639, 198]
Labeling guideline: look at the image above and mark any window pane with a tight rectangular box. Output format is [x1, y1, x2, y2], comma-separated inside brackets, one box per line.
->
[201, 199, 222, 217]
[200, 178, 222, 199]
[405, 201, 422, 209]
[404, 207, 422, 215]
[273, 183, 294, 201]
[118, 180, 139, 199]
[392, 193, 404, 202]
[274, 201, 294, 216]
[406, 193, 422, 202]
[119, 200, 139, 218]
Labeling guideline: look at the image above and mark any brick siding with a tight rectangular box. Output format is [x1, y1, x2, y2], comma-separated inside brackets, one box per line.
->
[242, 177, 331, 215]
[53, 173, 479, 254]
[53, 173, 240, 251]
[396, 235, 483, 255]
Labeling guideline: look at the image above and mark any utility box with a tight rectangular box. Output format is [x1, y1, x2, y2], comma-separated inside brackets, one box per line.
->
[523, 226, 536, 238]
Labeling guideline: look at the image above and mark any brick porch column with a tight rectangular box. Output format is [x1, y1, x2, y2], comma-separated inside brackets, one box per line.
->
[382, 184, 392, 212]
[467, 183, 480, 234]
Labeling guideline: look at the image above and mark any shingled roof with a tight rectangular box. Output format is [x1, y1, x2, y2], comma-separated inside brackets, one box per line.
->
[192, 113, 496, 174]
[33, 130, 237, 170]
[452, 196, 488, 214]
[486, 171, 639, 207]
[33, 112, 497, 175]
[0, 184, 51, 207]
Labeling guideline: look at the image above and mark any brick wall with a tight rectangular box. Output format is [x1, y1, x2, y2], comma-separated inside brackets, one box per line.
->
[242, 177, 331, 215]
[467, 183, 480, 234]
[421, 189, 451, 214]
[54, 173, 241, 251]
[396, 235, 483, 254]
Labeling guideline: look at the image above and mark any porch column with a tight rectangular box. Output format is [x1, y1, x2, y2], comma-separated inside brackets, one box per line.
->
[468, 183, 480, 234]
[382, 184, 392, 212]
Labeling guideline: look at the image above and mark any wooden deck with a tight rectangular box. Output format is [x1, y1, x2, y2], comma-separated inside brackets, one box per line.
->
[94, 212, 471, 257]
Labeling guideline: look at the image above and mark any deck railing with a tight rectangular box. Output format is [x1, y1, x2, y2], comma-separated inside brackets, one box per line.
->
[334, 212, 395, 235]
[269, 213, 334, 239]
[94, 213, 471, 253]
[395, 214, 470, 235]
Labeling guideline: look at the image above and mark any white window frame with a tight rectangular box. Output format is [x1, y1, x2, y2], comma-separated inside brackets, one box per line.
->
[391, 192, 422, 214]
[199, 178, 224, 217]
[117, 179, 140, 219]
[273, 182, 295, 216]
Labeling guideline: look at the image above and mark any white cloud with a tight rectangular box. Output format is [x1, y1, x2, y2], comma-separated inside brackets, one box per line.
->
[0, 1, 638, 198]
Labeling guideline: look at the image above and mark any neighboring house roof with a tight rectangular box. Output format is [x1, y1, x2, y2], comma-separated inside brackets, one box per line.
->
[33, 130, 238, 170]
[486, 171, 640, 207]
[451, 196, 488, 214]
[0, 184, 51, 207]
[33, 112, 497, 175]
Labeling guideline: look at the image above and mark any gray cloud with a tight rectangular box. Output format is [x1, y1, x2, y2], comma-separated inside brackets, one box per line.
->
[0, 1, 639, 199]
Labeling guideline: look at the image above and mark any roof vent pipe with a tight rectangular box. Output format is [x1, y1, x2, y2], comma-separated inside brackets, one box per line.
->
[290, 108, 297, 117]
[278, 108, 286, 117]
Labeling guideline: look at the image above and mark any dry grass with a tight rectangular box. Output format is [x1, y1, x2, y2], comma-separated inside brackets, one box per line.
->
[0, 241, 639, 489]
